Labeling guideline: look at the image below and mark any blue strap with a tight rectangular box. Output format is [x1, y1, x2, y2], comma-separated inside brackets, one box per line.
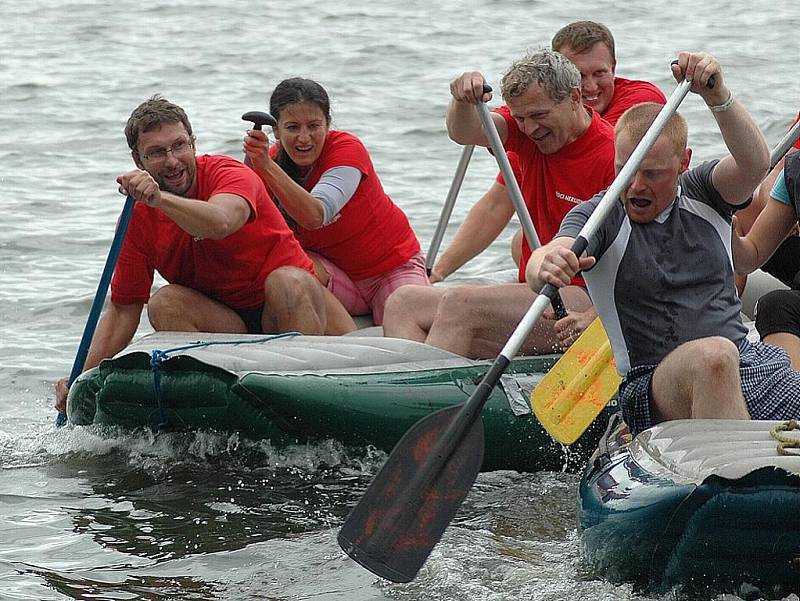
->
[148, 332, 302, 430]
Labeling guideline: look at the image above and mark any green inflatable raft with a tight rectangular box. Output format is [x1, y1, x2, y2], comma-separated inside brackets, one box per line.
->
[67, 331, 614, 472]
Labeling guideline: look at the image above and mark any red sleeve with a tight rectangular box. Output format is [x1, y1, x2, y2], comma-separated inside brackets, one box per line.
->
[199, 155, 267, 223]
[494, 105, 527, 155]
[110, 204, 155, 305]
[494, 152, 523, 186]
[316, 131, 372, 177]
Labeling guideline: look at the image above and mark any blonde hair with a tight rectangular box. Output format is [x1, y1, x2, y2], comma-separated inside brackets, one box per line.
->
[501, 48, 581, 103]
[615, 102, 687, 156]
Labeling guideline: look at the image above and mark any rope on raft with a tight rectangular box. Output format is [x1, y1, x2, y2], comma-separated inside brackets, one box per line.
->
[770, 419, 800, 455]
[149, 332, 303, 429]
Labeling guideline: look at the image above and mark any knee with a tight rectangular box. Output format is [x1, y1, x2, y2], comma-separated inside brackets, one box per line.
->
[265, 267, 319, 301]
[147, 285, 184, 328]
[384, 285, 426, 320]
[691, 337, 739, 376]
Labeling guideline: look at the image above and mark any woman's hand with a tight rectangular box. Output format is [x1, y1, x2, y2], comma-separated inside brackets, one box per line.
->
[242, 129, 273, 171]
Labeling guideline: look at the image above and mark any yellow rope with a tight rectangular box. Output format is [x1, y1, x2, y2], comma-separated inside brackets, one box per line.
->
[770, 419, 800, 456]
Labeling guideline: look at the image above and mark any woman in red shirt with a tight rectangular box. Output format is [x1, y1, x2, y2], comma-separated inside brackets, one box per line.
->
[243, 78, 429, 326]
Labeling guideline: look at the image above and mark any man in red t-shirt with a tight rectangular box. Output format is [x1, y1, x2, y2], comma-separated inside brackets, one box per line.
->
[552, 21, 666, 124]
[506, 21, 667, 266]
[55, 95, 348, 412]
[383, 48, 616, 358]
[427, 23, 664, 344]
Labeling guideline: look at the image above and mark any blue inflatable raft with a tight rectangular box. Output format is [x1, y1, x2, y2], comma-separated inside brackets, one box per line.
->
[579, 416, 800, 596]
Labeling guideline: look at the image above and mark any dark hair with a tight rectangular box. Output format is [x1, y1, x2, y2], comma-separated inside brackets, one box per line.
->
[269, 78, 331, 183]
[551, 21, 616, 63]
[124, 94, 193, 153]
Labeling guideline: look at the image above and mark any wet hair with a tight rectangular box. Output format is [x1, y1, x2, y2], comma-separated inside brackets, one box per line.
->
[124, 94, 193, 153]
[551, 21, 616, 63]
[501, 48, 581, 103]
[615, 102, 688, 157]
[269, 78, 331, 184]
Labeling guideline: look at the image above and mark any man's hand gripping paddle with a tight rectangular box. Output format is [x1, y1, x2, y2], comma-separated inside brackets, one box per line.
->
[533, 101, 800, 445]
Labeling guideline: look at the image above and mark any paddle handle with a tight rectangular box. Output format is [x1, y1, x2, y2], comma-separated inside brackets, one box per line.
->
[475, 88, 568, 319]
[57, 195, 136, 427]
[242, 111, 277, 130]
[426, 144, 475, 275]
[475, 88, 541, 249]
[769, 119, 800, 169]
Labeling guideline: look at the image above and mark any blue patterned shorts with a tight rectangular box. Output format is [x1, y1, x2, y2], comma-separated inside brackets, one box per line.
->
[619, 339, 800, 436]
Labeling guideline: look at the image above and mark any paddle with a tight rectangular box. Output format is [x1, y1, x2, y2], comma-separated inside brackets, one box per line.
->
[533, 110, 800, 445]
[337, 77, 695, 584]
[56, 195, 136, 427]
[425, 144, 475, 276]
[475, 86, 567, 319]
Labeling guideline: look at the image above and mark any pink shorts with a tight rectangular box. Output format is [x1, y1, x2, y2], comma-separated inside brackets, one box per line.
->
[311, 252, 430, 325]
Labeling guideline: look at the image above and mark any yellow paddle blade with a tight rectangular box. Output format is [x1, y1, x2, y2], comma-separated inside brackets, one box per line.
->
[531, 318, 622, 445]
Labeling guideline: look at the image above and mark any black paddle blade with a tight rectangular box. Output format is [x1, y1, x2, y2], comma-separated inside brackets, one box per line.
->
[338, 404, 485, 583]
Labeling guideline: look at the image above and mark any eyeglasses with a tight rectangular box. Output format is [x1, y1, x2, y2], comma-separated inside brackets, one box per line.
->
[140, 138, 195, 163]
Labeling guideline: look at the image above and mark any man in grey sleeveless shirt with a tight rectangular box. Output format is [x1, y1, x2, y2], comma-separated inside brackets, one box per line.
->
[526, 51, 800, 435]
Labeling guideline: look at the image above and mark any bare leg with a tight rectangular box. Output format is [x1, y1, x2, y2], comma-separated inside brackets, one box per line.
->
[323, 287, 358, 335]
[262, 267, 328, 335]
[382, 285, 447, 342]
[426, 283, 591, 358]
[650, 336, 750, 424]
[147, 284, 247, 333]
[763, 332, 800, 370]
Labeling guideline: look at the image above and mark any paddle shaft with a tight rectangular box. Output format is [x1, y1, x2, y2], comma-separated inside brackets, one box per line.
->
[769, 119, 800, 169]
[372, 80, 693, 556]
[56, 195, 136, 426]
[425, 144, 475, 274]
[475, 97, 568, 319]
[340, 77, 694, 583]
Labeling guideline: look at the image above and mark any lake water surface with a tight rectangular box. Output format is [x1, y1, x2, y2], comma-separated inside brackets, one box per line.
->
[2, 1, 799, 599]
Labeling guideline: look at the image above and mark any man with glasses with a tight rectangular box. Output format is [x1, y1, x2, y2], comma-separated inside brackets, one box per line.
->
[55, 95, 347, 412]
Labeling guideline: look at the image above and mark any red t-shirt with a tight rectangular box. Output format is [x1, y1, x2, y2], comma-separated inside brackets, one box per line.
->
[793, 111, 800, 150]
[111, 154, 313, 310]
[495, 77, 665, 187]
[269, 130, 420, 280]
[601, 77, 667, 126]
[495, 107, 616, 283]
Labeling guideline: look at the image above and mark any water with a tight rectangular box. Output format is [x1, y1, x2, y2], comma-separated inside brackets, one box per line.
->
[2, 1, 799, 598]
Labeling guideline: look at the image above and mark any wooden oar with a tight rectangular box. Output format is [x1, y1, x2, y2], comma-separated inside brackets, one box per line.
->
[57, 195, 136, 426]
[474, 88, 567, 318]
[425, 144, 475, 276]
[533, 112, 800, 445]
[337, 78, 694, 584]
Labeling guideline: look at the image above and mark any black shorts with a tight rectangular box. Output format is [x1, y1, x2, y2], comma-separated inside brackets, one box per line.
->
[755, 289, 800, 339]
[235, 305, 265, 334]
